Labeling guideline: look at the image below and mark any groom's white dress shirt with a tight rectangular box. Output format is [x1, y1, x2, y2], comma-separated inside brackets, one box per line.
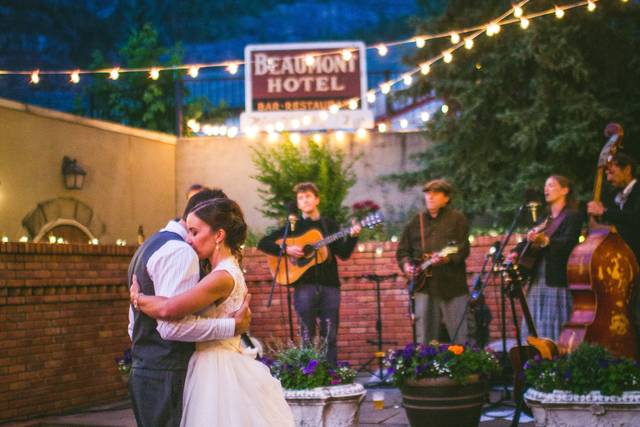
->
[128, 220, 235, 341]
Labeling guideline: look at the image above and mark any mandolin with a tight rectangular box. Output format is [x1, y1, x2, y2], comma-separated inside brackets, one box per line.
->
[409, 244, 459, 292]
[266, 212, 384, 285]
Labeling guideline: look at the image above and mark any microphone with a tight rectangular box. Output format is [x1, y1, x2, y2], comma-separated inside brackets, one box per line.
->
[287, 201, 298, 232]
[524, 188, 541, 223]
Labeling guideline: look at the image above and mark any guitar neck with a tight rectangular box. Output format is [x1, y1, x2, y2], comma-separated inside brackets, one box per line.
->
[313, 227, 352, 250]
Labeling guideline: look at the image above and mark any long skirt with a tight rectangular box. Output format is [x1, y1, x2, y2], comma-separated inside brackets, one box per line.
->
[521, 261, 572, 341]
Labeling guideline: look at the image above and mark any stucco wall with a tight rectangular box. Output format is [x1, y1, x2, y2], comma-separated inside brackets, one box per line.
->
[176, 132, 430, 233]
[0, 98, 176, 243]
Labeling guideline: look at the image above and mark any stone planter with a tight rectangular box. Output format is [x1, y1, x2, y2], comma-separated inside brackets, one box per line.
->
[524, 389, 640, 426]
[284, 383, 366, 427]
[400, 374, 487, 427]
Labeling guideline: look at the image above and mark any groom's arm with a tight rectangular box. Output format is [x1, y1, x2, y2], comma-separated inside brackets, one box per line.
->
[148, 242, 236, 342]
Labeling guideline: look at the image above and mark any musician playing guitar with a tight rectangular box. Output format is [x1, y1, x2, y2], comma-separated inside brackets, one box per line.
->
[257, 182, 361, 366]
[396, 179, 470, 345]
[507, 175, 583, 341]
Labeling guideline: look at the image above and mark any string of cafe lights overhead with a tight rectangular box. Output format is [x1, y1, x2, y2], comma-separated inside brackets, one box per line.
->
[0, 0, 629, 138]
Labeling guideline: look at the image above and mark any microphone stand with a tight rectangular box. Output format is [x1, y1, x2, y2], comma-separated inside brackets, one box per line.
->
[267, 216, 295, 341]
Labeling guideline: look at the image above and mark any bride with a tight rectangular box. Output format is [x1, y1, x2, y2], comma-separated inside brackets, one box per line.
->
[131, 198, 294, 427]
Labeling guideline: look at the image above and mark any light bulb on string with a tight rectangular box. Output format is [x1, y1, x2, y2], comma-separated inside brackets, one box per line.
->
[441, 104, 449, 114]
[30, 70, 40, 84]
[513, 6, 524, 18]
[486, 22, 501, 36]
[267, 132, 279, 143]
[380, 83, 391, 94]
[302, 115, 311, 126]
[226, 62, 239, 75]
[312, 133, 322, 144]
[348, 99, 358, 110]
[415, 37, 426, 48]
[464, 38, 474, 50]
[246, 126, 258, 139]
[329, 104, 340, 114]
[400, 119, 408, 129]
[319, 111, 329, 121]
[450, 33, 460, 44]
[520, 18, 530, 29]
[443, 51, 453, 63]
[403, 74, 413, 86]
[555, 7, 565, 19]
[109, 68, 120, 80]
[291, 119, 301, 129]
[376, 44, 388, 56]
[587, 1, 596, 11]
[275, 121, 284, 132]
[149, 68, 160, 80]
[290, 133, 301, 145]
[188, 66, 199, 78]
[341, 49, 352, 61]
[228, 127, 239, 138]
[335, 130, 345, 143]
[70, 70, 80, 84]
[420, 112, 430, 122]
[367, 90, 376, 103]
[265, 124, 275, 133]
[420, 63, 431, 75]
[377, 123, 387, 133]
[304, 54, 315, 66]
[356, 128, 367, 140]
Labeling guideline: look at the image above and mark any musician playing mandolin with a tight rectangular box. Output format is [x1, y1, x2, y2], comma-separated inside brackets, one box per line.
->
[396, 179, 470, 345]
[257, 182, 361, 366]
[508, 175, 583, 341]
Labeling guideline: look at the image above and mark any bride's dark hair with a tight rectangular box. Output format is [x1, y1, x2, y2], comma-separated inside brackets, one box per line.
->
[191, 198, 247, 261]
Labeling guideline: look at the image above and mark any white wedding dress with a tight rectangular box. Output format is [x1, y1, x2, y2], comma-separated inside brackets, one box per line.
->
[180, 257, 294, 427]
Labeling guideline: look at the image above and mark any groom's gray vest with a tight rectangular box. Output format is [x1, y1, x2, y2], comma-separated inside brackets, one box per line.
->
[129, 230, 195, 370]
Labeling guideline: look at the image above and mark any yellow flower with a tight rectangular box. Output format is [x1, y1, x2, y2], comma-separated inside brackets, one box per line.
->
[448, 345, 464, 355]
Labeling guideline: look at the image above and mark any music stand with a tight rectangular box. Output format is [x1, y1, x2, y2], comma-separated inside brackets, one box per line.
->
[267, 218, 295, 341]
[357, 273, 398, 387]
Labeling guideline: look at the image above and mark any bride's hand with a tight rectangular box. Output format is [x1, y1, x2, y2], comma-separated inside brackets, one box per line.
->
[130, 274, 140, 309]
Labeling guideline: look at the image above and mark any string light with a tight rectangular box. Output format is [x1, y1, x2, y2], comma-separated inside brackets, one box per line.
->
[403, 74, 413, 86]
[400, 119, 408, 129]
[291, 118, 301, 129]
[226, 62, 239, 75]
[246, 126, 258, 139]
[443, 51, 453, 63]
[486, 22, 501, 36]
[319, 111, 329, 121]
[555, 7, 565, 19]
[188, 66, 199, 78]
[366, 90, 376, 103]
[275, 121, 285, 132]
[267, 132, 279, 143]
[329, 104, 340, 114]
[420, 63, 431, 75]
[520, 17, 530, 29]
[30, 70, 40, 84]
[513, 6, 524, 18]
[356, 128, 367, 139]
[441, 104, 449, 114]
[376, 44, 388, 56]
[341, 49, 352, 61]
[348, 99, 358, 110]
[149, 68, 160, 80]
[378, 123, 387, 133]
[70, 70, 80, 84]
[464, 38, 474, 50]
[302, 115, 312, 125]
[304, 54, 315, 66]
[335, 130, 346, 142]
[415, 37, 426, 48]
[109, 68, 120, 80]
[587, 1, 596, 11]
[450, 32, 460, 44]
[380, 83, 391, 94]
[420, 111, 430, 122]
[290, 133, 301, 145]
[265, 123, 275, 133]
[312, 133, 322, 143]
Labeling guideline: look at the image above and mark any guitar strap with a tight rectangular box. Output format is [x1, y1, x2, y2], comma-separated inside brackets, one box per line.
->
[320, 217, 333, 263]
[419, 211, 426, 256]
[543, 209, 568, 238]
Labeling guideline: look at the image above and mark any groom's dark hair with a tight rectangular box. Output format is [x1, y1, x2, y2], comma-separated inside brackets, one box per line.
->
[182, 187, 228, 220]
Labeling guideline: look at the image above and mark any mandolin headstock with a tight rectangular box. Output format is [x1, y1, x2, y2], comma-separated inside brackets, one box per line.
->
[360, 211, 384, 229]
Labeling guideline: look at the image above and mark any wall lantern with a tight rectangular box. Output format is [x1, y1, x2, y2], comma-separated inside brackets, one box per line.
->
[61, 156, 87, 190]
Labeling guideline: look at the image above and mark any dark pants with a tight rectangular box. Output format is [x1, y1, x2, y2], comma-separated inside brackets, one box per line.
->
[294, 283, 340, 366]
[129, 368, 187, 427]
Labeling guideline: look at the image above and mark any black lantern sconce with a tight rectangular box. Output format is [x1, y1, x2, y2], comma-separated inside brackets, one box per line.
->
[61, 156, 87, 190]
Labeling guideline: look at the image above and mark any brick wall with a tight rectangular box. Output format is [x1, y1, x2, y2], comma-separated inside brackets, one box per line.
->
[0, 236, 521, 422]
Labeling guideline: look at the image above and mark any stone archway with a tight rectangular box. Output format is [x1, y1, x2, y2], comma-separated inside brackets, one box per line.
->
[22, 197, 106, 243]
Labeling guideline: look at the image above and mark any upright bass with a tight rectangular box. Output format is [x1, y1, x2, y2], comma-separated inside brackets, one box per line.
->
[561, 123, 638, 359]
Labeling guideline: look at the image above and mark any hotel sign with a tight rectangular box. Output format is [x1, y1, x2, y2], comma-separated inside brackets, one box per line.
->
[240, 41, 373, 132]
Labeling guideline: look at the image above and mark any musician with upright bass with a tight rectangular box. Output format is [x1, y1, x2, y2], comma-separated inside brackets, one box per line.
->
[257, 182, 362, 366]
[396, 179, 470, 345]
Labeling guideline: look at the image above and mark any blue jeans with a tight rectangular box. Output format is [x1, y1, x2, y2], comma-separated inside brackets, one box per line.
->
[294, 283, 340, 366]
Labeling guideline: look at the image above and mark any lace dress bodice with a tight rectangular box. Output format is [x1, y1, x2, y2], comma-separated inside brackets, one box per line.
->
[195, 256, 246, 352]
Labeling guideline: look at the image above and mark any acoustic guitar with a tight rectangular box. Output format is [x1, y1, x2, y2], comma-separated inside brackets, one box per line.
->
[266, 212, 384, 285]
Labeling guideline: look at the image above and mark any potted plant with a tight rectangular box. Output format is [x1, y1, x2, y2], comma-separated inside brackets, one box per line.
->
[115, 348, 132, 385]
[524, 343, 640, 426]
[261, 344, 366, 427]
[385, 342, 499, 427]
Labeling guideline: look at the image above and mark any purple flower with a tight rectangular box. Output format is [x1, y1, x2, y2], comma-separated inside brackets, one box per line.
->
[302, 359, 318, 375]
[419, 346, 438, 358]
[403, 344, 416, 359]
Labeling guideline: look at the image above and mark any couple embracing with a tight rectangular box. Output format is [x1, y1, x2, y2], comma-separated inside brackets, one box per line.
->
[127, 189, 294, 426]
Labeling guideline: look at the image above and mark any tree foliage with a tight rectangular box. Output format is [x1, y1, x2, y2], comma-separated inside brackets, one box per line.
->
[389, 0, 640, 226]
[252, 138, 356, 224]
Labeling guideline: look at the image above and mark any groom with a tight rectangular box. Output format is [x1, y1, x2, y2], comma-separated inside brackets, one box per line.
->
[127, 188, 252, 427]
